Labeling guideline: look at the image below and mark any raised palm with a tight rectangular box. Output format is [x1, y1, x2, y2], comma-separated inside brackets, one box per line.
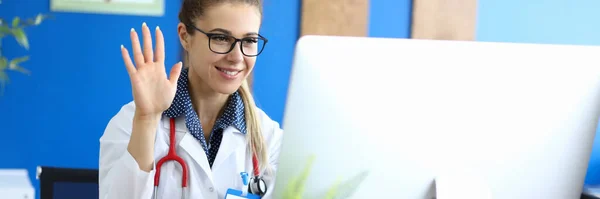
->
[120, 22, 182, 117]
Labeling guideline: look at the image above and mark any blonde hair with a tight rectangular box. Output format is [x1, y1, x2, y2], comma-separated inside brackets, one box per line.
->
[238, 79, 271, 175]
[178, 0, 269, 174]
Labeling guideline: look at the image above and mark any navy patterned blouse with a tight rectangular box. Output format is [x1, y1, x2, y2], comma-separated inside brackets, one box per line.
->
[162, 68, 247, 168]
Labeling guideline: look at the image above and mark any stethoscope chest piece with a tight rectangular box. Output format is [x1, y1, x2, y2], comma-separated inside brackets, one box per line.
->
[248, 176, 267, 197]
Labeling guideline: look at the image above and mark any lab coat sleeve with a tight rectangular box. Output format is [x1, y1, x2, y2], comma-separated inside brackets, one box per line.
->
[99, 102, 156, 199]
[261, 112, 284, 199]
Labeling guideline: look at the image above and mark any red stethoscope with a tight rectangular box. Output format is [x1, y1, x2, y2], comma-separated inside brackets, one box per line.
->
[153, 118, 267, 199]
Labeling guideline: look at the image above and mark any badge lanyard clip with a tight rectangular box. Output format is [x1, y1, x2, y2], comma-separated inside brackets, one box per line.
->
[241, 172, 250, 196]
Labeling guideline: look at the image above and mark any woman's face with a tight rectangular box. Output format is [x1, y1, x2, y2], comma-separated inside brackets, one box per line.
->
[179, 3, 262, 94]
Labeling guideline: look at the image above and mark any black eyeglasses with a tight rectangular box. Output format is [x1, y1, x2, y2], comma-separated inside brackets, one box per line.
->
[187, 24, 268, 57]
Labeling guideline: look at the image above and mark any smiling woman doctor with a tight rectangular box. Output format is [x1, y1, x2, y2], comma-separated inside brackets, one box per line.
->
[98, 0, 283, 199]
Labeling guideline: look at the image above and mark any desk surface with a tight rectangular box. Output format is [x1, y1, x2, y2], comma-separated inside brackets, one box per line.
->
[0, 169, 33, 188]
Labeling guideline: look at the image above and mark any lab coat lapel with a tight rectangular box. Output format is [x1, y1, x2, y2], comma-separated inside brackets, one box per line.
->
[212, 126, 246, 170]
[162, 117, 213, 183]
[180, 133, 213, 182]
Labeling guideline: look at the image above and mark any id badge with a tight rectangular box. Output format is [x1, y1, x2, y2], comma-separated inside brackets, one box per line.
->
[225, 172, 261, 199]
[224, 189, 260, 199]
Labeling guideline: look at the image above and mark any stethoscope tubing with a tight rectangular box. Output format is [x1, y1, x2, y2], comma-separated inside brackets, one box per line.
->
[152, 117, 264, 198]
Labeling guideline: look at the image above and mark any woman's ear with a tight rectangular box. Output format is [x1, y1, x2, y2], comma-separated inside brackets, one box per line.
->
[177, 23, 190, 50]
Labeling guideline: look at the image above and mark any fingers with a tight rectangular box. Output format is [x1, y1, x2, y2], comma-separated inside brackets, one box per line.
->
[120, 45, 136, 76]
[169, 62, 183, 86]
[155, 26, 165, 62]
[130, 28, 145, 66]
[141, 22, 154, 63]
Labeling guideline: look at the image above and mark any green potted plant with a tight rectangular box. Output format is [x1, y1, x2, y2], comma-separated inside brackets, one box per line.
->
[0, 2, 49, 94]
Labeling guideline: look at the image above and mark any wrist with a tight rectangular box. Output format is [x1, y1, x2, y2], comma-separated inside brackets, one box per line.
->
[129, 111, 160, 172]
[134, 112, 162, 122]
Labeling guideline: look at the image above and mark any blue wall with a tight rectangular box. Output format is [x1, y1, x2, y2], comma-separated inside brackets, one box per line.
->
[0, 0, 184, 197]
[475, 0, 600, 184]
[368, 0, 413, 38]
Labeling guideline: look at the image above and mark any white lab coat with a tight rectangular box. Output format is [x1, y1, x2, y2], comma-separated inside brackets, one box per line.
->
[98, 101, 283, 199]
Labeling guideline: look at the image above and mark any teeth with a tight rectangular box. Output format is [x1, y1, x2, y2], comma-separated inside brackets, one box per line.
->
[224, 70, 239, 75]
[218, 67, 240, 76]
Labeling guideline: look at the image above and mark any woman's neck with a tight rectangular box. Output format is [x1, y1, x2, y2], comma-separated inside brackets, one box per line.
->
[187, 69, 229, 125]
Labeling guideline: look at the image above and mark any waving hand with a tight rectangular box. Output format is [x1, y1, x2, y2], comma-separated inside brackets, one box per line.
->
[120, 22, 183, 118]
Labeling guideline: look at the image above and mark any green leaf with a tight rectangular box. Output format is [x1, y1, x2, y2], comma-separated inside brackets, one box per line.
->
[34, 14, 45, 25]
[12, 28, 29, 50]
[328, 170, 370, 199]
[0, 24, 10, 35]
[283, 155, 316, 199]
[9, 56, 30, 74]
[0, 57, 7, 70]
[12, 17, 20, 27]
[19, 14, 49, 27]
[324, 177, 342, 199]
[9, 56, 28, 65]
[0, 69, 8, 96]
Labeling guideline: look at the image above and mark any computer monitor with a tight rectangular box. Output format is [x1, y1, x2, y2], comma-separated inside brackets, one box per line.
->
[273, 35, 600, 199]
[37, 166, 99, 199]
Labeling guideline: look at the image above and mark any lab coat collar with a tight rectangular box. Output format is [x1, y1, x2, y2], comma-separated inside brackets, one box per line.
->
[214, 92, 247, 135]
